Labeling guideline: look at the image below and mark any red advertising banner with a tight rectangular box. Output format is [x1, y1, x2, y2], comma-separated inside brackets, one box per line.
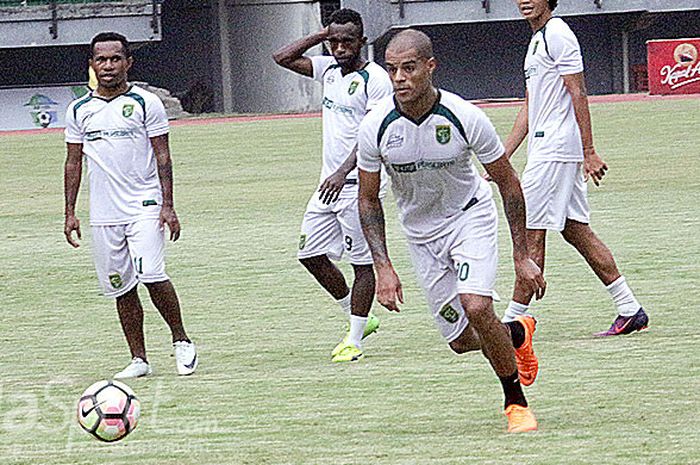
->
[647, 38, 700, 95]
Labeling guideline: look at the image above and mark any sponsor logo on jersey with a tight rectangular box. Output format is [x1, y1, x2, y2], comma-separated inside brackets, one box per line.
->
[322, 97, 354, 116]
[435, 125, 451, 144]
[439, 303, 459, 324]
[391, 158, 457, 173]
[122, 104, 134, 117]
[525, 65, 538, 80]
[348, 80, 360, 95]
[109, 273, 123, 289]
[85, 129, 135, 141]
[386, 134, 404, 149]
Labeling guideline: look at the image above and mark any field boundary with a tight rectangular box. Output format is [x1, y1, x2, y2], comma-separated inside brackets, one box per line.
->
[2, 92, 697, 137]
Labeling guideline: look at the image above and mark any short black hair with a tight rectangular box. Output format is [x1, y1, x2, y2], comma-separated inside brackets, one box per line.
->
[91, 32, 130, 57]
[328, 8, 364, 37]
[548, 0, 558, 11]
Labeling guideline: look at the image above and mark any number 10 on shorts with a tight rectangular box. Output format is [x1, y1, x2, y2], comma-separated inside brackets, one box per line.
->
[456, 262, 470, 281]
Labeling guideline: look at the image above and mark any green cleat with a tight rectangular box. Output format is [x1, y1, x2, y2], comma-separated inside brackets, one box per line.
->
[331, 344, 363, 363]
[331, 314, 380, 358]
[363, 314, 380, 339]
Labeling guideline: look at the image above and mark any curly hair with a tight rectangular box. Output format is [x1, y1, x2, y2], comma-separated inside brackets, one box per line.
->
[329, 8, 364, 36]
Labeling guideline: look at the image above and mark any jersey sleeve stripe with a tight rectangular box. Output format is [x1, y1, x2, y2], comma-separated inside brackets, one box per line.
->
[124, 92, 146, 114]
[377, 109, 401, 147]
[73, 95, 93, 119]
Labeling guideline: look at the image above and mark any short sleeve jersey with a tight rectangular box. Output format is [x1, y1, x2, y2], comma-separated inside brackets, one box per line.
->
[524, 17, 585, 162]
[357, 90, 504, 243]
[310, 56, 393, 197]
[65, 85, 168, 225]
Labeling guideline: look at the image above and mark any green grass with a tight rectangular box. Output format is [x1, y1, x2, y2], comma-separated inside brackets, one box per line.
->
[0, 98, 698, 465]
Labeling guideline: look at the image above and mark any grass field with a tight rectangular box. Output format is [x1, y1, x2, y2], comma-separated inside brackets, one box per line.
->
[0, 97, 698, 465]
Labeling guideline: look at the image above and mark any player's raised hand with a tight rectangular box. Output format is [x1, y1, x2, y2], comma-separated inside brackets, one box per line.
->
[583, 147, 608, 186]
[64, 214, 81, 248]
[318, 171, 346, 204]
[376, 265, 403, 312]
[515, 257, 546, 301]
[159, 206, 181, 241]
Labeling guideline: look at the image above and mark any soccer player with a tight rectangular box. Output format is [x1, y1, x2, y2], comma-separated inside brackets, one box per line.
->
[63, 32, 198, 378]
[501, 0, 649, 336]
[272, 9, 393, 362]
[357, 29, 545, 433]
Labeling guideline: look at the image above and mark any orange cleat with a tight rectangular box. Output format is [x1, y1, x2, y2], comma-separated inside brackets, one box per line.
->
[514, 316, 539, 386]
[505, 404, 538, 433]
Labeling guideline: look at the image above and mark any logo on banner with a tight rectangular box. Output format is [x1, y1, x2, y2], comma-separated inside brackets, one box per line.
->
[660, 43, 700, 90]
[24, 94, 59, 128]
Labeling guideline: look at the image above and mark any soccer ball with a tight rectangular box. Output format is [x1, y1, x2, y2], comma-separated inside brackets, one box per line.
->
[37, 110, 52, 128]
[77, 380, 141, 442]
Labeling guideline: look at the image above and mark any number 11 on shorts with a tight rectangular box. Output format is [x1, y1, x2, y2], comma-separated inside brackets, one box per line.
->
[134, 257, 143, 274]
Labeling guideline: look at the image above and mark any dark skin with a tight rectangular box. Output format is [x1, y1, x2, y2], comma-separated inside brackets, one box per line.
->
[359, 39, 544, 380]
[64, 40, 189, 360]
[273, 22, 376, 319]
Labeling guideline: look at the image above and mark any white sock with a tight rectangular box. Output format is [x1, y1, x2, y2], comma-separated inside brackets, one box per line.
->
[502, 301, 529, 323]
[606, 276, 641, 317]
[348, 315, 367, 348]
[336, 294, 351, 318]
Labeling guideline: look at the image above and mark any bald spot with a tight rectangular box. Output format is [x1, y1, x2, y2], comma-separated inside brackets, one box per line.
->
[386, 29, 433, 59]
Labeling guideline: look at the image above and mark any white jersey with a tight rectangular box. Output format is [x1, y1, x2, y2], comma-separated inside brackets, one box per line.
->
[524, 17, 585, 162]
[65, 85, 169, 226]
[358, 90, 505, 243]
[310, 56, 393, 198]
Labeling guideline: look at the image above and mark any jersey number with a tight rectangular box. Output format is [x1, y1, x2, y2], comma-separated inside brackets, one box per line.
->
[344, 235, 353, 251]
[457, 262, 470, 281]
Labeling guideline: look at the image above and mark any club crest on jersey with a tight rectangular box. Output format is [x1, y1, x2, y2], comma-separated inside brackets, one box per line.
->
[109, 273, 123, 289]
[435, 125, 451, 144]
[122, 104, 134, 117]
[348, 80, 360, 95]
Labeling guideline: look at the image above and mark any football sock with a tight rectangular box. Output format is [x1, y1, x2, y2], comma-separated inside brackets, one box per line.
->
[606, 276, 641, 317]
[502, 301, 529, 323]
[348, 315, 368, 348]
[336, 294, 352, 317]
[505, 321, 526, 349]
[499, 371, 528, 409]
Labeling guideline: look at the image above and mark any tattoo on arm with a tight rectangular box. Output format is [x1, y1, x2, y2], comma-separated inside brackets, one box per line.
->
[359, 197, 391, 266]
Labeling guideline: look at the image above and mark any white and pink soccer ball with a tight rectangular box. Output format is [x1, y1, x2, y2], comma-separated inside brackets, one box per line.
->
[77, 380, 140, 442]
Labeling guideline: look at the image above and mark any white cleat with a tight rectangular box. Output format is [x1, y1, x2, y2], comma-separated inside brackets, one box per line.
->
[173, 340, 198, 376]
[114, 357, 152, 379]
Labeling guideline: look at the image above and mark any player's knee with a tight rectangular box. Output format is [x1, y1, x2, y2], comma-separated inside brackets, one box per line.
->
[460, 297, 492, 327]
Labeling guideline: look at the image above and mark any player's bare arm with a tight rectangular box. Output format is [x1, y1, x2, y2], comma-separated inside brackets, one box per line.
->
[319, 145, 358, 204]
[64, 142, 83, 248]
[358, 168, 403, 312]
[504, 89, 530, 159]
[151, 134, 180, 242]
[562, 72, 608, 186]
[484, 91, 528, 183]
[272, 27, 329, 77]
[484, 155, 547, 300]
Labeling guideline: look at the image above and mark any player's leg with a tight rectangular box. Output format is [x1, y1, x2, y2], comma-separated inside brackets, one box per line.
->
[561, 220, 648, 336]
[458, 293, 537, 433]
[561, 163, 648, 335]
[503, 161, 573, 322]
[298, 195, 352, 316]
[330, 197, 380, 362]
[92, 224, 151, 378]
[127, 219, 197, 375]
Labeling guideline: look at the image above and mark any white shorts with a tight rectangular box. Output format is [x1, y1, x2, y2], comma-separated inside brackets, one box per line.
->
[92, 218, 169, 298]
[407, 198, 499, 342]
[522, 160, 590, 231]
[297, 193, 373, 265]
